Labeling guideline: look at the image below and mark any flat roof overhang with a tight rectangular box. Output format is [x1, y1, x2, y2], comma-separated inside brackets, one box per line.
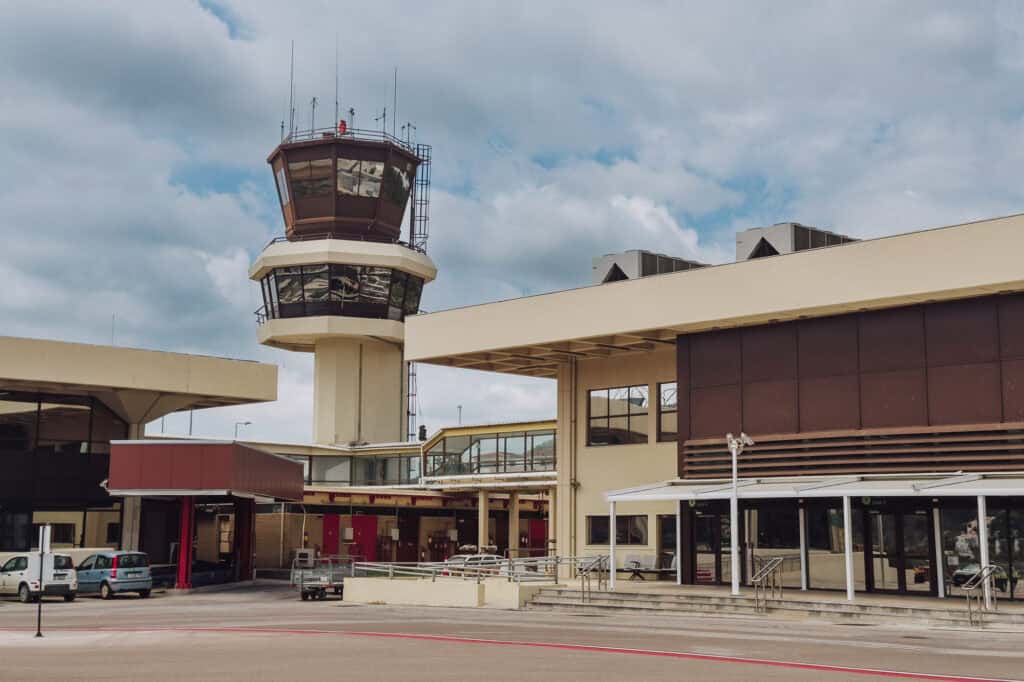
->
[108, 440, 304, 502]
[406, 214, 1024, 377]
[0, 337, 277, 424]
[606, 472, 1024, 503]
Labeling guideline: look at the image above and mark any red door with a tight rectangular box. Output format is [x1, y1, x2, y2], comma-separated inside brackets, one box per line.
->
[529, 519, 547, 557]
[322, 514, 340, 556]
[351, 515, 378, 562]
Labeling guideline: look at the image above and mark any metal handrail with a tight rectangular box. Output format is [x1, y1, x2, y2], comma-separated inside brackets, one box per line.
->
[577, 555, 609, 604]
[262, 233, 427, 254]
[964, 564, 1000, 626]
[751, 556, 785, 613]
[351, 555, 596, 585]
[282, 126, 420, 153]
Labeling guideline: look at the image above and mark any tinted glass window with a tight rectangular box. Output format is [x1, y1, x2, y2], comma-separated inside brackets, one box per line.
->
[78, 556, 95, 570]
[360, 161, 383, 198]
[53, 555, 73, 570]
[330, 265, 360, 306]
[275, 166, 289, 206]
[404, 277, 423, 316]
[360, 267, 390, 307]
[337, 157, 362, 196]
[388, 270, 408, 321]
[589, 385, 650, 446]
[95, 555, 111, 570]
[382, 161, 412, 207]
[302, 265, 329, 314]
[275, 267, 304, 305]
[118, 553, 148, 568]
[289, 158, 333, 198]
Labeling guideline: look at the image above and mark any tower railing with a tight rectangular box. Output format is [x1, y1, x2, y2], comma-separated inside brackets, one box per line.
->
[262, 234, 426, 254]
[282, 126, 419, 154]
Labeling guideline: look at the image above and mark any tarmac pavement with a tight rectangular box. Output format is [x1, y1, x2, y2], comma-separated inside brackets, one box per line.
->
[0, 583, 1021, 681]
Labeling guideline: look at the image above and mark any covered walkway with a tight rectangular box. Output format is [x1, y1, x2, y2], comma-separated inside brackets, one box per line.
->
[606, 472, 1024, 606]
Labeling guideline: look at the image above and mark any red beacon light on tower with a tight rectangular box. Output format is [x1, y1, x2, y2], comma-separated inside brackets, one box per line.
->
[337, 119, 347, 135]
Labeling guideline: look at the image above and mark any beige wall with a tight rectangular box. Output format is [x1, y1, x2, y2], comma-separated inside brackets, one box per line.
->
[557, 347, 678, 567]
[313, 337, 404, 445]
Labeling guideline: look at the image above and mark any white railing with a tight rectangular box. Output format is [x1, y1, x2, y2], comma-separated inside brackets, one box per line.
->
[751, 556, 785, 613]
[352, 555, 605, 586]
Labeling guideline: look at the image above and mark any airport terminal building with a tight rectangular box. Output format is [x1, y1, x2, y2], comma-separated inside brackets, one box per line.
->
[408, 215, 1024, 601]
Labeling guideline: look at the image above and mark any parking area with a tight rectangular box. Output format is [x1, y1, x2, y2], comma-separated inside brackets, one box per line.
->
[0, 583, 1022, 681]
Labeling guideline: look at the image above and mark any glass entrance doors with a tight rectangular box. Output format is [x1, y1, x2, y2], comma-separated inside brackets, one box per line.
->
[694, 510, 719, 584]
[865, 507, 934, 595]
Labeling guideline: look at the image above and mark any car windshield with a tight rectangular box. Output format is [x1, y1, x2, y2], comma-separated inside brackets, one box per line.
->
[53, 556, 73, 570]
[118, 554, 149, 568]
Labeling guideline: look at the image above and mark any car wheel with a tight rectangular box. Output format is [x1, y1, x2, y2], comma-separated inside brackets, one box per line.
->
[63, 593, 76, 602]
[100, 582, 112, 600]
[301, 592, 309, 601]
[138, 590, 151, 599]
[18, 584, 32, 604]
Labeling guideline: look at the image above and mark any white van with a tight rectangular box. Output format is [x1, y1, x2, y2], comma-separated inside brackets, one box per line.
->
[0, 553, 78, 603]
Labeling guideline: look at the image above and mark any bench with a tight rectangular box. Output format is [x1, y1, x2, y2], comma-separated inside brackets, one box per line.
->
[620, 553, 677, 580]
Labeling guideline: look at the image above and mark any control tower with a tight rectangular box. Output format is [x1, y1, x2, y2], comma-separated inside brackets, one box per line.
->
[250, 124, 437, 445]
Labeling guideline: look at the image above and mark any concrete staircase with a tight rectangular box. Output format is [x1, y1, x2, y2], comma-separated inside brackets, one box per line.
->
[525, 587, 1024, 629]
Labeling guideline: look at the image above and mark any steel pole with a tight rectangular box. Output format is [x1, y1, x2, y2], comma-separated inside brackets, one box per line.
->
[730, 442, 740, 596]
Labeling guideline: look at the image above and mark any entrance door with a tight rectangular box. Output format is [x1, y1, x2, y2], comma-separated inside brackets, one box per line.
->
[866, 508, 934, 595]
[694, 511, 720, 584]
[351, 515, 378, 562]
[657, 515, 677, 578]
[322, 514, 340, 556]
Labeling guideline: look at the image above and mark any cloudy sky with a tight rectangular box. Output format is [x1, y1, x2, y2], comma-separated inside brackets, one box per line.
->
[2, 2, 1023, 442]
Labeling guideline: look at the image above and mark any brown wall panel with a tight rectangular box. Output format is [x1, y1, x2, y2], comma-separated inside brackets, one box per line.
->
[925, 299, 998, 366]
[928, 363, 1002, 425]
[742, 380, 798, 435]
[859, 307, 925, 372]
[690, 330, 740, 388]
[691, 384, 741, 439]
[860, 369, 928, 428]
[676, 335, 691, 445]
[999, 295, 1024, 360]
[799, 316, 858, 378]
[1002, 358, 1024, 422]
[742, 324, 797, 382]
[799, 374, 861, 431]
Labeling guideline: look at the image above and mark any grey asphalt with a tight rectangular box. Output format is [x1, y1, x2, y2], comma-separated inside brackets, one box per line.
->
[0, 583, 1020, 681]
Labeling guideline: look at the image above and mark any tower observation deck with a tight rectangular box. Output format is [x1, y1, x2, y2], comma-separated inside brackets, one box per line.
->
[250, 125, 437, 446]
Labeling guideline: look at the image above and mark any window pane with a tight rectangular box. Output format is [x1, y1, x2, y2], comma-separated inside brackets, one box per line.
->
[608, 416, 630, 445]
[659, 411, 677, 442]
[337, 157, 361, 195]
[528, 431, 555, 470]
[388, 270, 408, 321]
[275, 166, 289, 205]
[616, 516, 649, 545]
[289, 158, 332, 198]
[310, 456, 349, 484]
[382, 161, 412, 207]
[608, 388, 630, 416]
[660, 382, 677, 410]
[588, 418, 611, 446]
[629, 385, 649, 413]
[268, 272, 279, 317]
[629, 413, 649, 444]
[404, 277, 423, 316]
[360, 267, 391, 310]
[587, 516, 610, 545]
[302, 265, 329, 314]
[476, 436, 498, 473]
[360, 161, 383, 198]
[406, 455, 421, 482]
[275, 267, 304, 306]
[589, 389, 608, 418]
[505, 434, 526, 472]
[330, 264, 360, 305]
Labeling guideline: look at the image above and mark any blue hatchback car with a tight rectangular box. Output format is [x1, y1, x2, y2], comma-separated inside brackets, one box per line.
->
[76, 551, 153, 599]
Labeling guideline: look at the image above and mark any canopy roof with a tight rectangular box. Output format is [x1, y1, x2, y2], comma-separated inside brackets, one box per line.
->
[606, 472, 1024, 503]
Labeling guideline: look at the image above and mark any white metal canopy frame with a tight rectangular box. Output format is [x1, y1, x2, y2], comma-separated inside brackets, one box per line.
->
[604, 472, 1024, 605]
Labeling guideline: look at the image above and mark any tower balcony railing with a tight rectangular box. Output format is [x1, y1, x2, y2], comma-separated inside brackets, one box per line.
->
[261, 233, 426, 254]
[282, 125, 419, 154]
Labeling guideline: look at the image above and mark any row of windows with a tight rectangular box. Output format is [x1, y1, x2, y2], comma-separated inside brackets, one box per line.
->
[587, 382, 676, 446]
[424, 430, 556, 477]
[282, 454, 422, 487]
[281, 157, 412, 208]
[586, 515, 649, 545]
[260, 264, 424, 322]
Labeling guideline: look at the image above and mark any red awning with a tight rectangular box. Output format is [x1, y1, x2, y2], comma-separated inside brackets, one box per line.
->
[107, 440, 303, 501]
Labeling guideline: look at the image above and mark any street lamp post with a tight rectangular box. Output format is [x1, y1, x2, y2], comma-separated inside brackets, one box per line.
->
[725, 432, 754, 597]
[234, 421, 252, 440]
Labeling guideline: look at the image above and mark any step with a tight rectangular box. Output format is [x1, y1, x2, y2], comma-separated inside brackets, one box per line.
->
[526, 590, 1024, 626]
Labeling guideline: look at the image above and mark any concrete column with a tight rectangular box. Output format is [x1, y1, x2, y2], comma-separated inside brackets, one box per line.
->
[508, 492, 520, 558]
[675, 500, 682, 585]
[933, 506, 945, 598]
[798, 505, 808, 591]
[477, 490, 489, 551]
[978, 495, 992, 608]
[547, 487, 557, 557]
[609, 501, 616, 591]
[120, 422, 144, 551]
[843, 496, 855, 601]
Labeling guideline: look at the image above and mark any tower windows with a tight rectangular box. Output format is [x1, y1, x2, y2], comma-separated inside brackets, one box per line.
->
[288, 158, 333, 199]
[258, 264, 424, 323]
[336, 157, 383, 198]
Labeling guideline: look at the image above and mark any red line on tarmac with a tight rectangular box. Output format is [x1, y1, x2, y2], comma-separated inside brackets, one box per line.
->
[1, 625, 1018, 682]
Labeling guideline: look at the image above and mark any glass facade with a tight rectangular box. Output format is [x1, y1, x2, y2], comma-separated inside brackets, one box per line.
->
[588, 385, 649, 445]
[587, 515, 648, 545]
[0, 392, 127, 551]
[424, 429, 556, 477]
[259, 264, 424, 322]
[658, 382, 677, 442]
[292, 454, 422, 487]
